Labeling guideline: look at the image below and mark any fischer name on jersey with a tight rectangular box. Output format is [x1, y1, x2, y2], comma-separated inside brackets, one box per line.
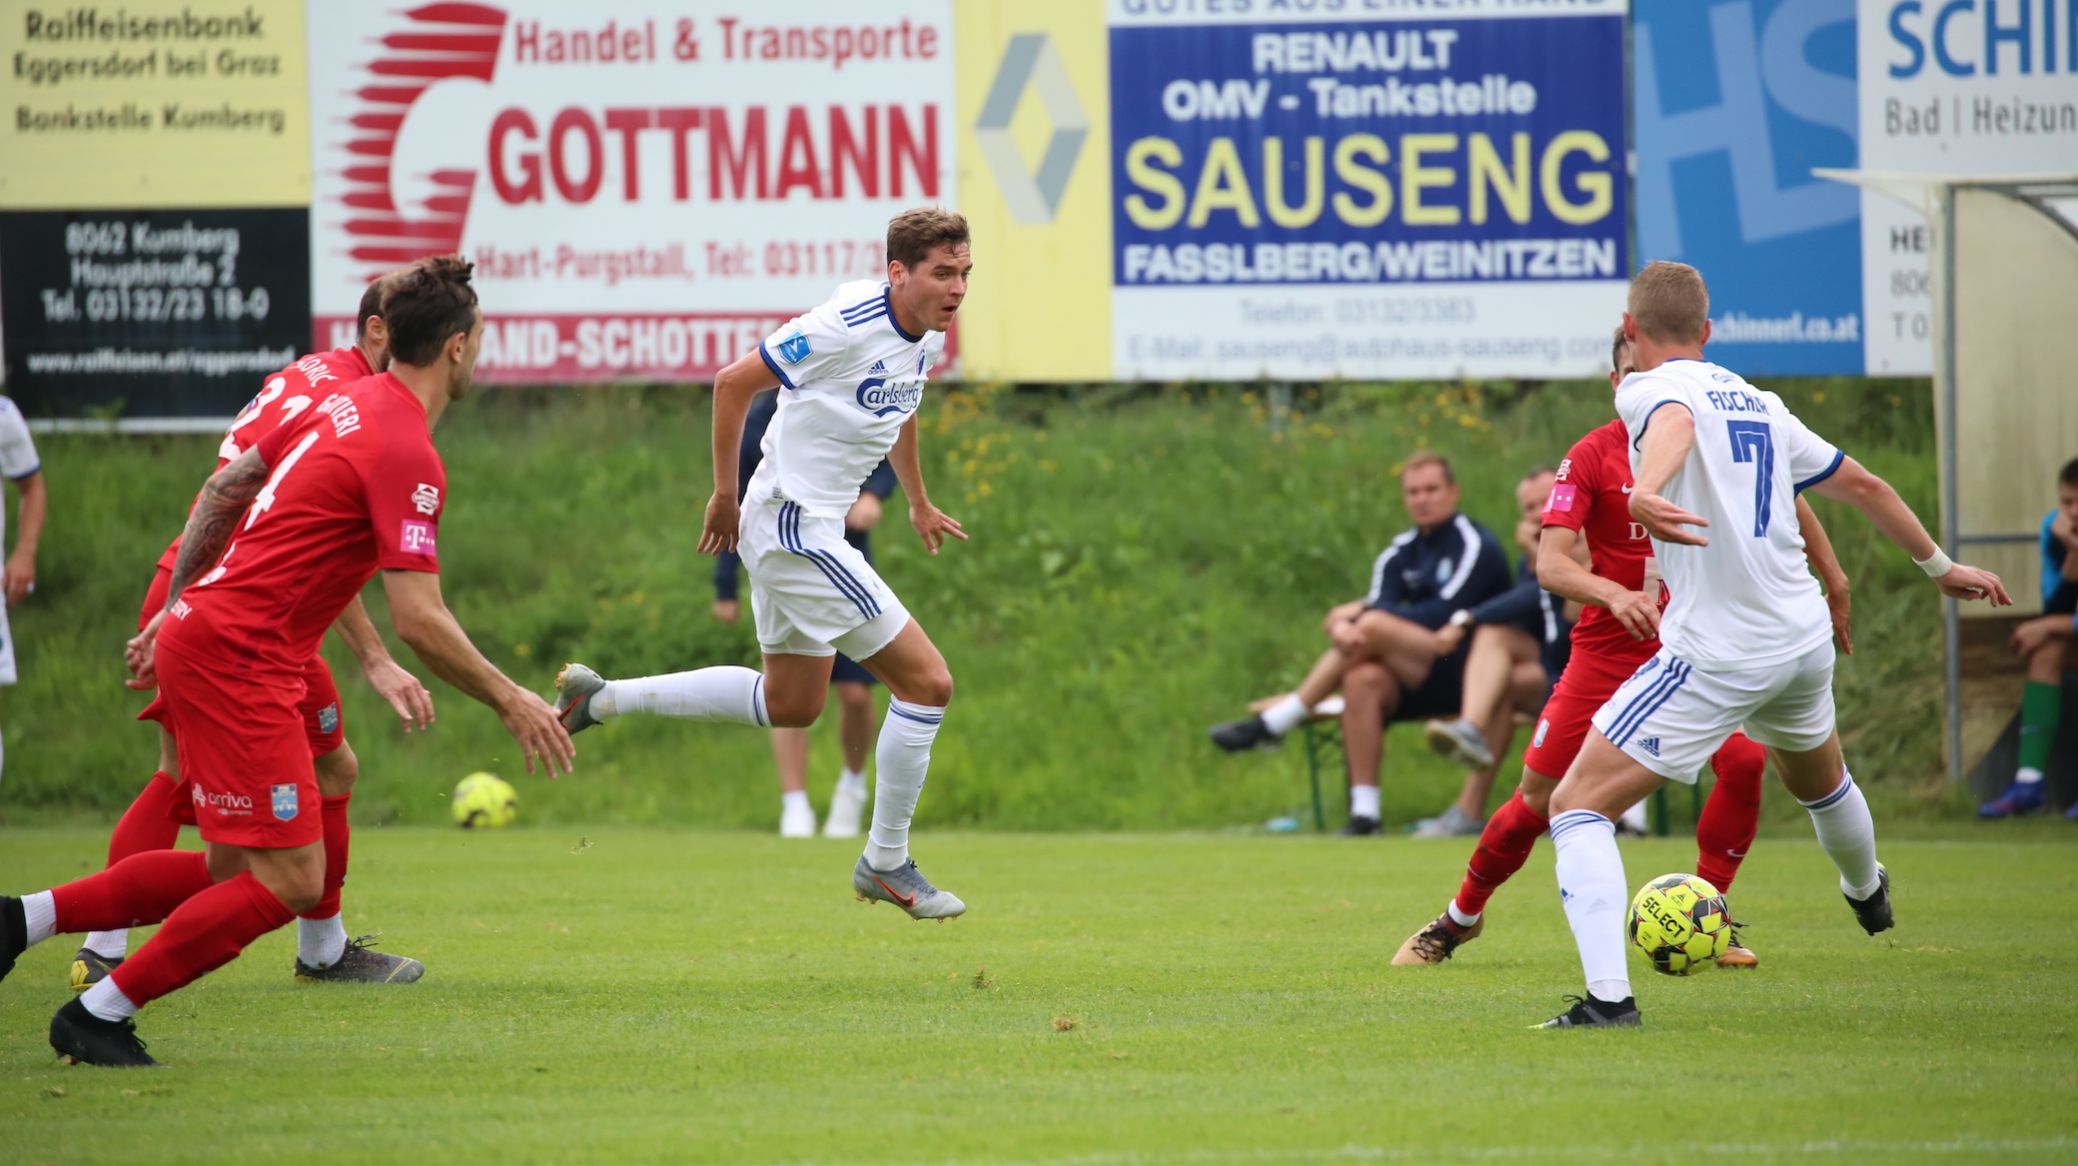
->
[752, 280, 942, 518]
[1614, 359, 1845, 671]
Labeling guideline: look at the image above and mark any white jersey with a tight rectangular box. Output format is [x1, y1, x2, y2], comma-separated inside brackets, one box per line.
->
[0, 396, 40, 557]
[750, 280, 943, 518]
[1615, 359, 1844, 670]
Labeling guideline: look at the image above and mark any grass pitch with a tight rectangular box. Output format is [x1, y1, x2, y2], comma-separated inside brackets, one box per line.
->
[2, 826, 2073, 1164]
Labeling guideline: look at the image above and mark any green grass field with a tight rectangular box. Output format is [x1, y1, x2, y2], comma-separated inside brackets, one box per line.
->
[3, 825, 2073, 1164]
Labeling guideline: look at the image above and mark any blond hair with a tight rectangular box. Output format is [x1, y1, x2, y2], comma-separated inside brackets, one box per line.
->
[1628, 260, 1709, 344]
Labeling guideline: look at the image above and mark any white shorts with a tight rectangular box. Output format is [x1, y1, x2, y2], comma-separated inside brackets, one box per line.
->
[738, 497, 909, 661]
[1590, 642, 1836, 783]
[0, 599, 15, 686]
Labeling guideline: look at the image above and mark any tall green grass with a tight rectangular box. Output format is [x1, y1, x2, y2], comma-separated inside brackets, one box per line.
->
[0, 379, 1960, 828]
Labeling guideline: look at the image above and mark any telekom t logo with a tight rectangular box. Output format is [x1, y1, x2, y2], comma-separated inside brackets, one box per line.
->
[399, 520, 437, 556]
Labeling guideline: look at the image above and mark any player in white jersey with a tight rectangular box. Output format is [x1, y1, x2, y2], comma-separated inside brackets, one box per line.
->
[553, 208, 973, 919]
[0, 394, 48, 784]
[1538, 262, 2010, 1029]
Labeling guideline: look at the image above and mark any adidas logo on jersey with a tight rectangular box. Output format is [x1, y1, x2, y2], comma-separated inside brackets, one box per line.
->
[1636, 736, 1661, 757]
[868, 359, 889, 375]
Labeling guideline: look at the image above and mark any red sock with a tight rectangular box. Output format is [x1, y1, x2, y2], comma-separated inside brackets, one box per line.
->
[1696, 732, 1767, 893]
[106, 772, 183, 865]
[52, 850, 214, 933]
[302, 794, 351, 921]
[1452, 792, 1552, 919]
[109, 871, 294, 1007]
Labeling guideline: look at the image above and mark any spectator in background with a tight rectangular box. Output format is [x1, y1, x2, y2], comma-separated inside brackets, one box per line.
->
[1413, 465, 1580, 837]
[714, 389, 896, 837]
[0, 394, 46, 786]
[1980, 456, 2078, 819]
[1210, 452, 1513, 835]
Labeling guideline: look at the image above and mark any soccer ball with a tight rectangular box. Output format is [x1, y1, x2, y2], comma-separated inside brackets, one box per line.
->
[451, 772, 518, 829]
[1628, 872, 1731, 976]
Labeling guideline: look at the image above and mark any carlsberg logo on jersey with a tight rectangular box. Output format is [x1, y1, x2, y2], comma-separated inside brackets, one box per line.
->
[856, 377, 922, 418]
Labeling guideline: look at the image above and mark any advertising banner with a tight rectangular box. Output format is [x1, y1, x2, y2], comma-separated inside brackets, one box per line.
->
[0, 0, 311, 418]
[1857, 0, 2078, 375]
[306, 1, 955, 383]
[1104, 0, 1630, 381]
[1634, 0, 1866, 377]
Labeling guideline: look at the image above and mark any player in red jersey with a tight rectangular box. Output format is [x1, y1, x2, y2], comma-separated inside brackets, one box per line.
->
[1390, 326, 1852, 968]
[0, 256, 573, 1067]
[70, 274, 442, 992]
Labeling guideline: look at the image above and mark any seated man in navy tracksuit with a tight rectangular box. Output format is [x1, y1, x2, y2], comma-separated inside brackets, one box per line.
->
[1210, 451, 1513, 834]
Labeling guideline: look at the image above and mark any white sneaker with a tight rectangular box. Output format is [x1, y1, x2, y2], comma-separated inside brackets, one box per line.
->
[822, 779, 865, 838]
[780, 800, 817, 838]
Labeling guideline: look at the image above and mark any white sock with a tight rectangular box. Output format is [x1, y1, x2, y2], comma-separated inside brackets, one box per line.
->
[1349, 783, 1381, 820]
[593, 667, 769, 725]
[835, 768, 866, 796]
[1260, 694, 1308, 736]
[865, 698, 942, 871]
[1799, 771, 1881, 899]
[1446, 900, 1481, 928]
[82, 929, 128, 959]
[1619, 800, 1649, 833]
[80, 978, 139, 1022]
[781, 789, 811, 814]
[2016, 766, 2044, 785]
[297, 913, 348, 970]
[22, 890, 57, 945]
[1550, 810, 1631, 1004]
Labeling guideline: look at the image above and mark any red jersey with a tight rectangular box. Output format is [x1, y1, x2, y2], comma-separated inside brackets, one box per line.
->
[158, 374, 444, 680]
[155, 346, 375, 572]
[1541, 418, 1666, 663]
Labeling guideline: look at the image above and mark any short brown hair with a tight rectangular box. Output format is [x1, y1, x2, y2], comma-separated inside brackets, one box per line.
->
[887, 207, 969, 269]
[1401, 450, 1454, 485]
[382, 255, 478, 366]
[1523, 463, 1557, 481]
[355, 276, 388, 337]
[1628, 260, 1709, 344]
[1609, 323, 1629, 372]
[2060, 457, 2078, 490]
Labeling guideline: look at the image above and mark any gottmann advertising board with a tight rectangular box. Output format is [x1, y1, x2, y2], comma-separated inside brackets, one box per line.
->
[305, 1, 955, 383]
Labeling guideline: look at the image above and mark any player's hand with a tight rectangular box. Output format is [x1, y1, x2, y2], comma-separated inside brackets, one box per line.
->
[697, 492, 740, 556]
[909, 501, 967, 555]
[2011, 615, 2066, 658]
[1432, 623, 1466, 655]
[1628, 490, 1709, 546]
[711, 598, 740, 624]
[3, 549, 34, 605]
[1824, 583, 1853, 656]
[125, 611, 165, 690]
[1935, 563, 2011, 606]
[364, 657, 436, 733]
[2052, 511, 2077, 551]
[1606, 588, 1661, 641]
[845, 491, 884, 533]
[498, 687, 575, 777]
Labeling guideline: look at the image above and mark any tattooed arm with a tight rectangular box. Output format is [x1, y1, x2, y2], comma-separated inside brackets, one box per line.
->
[125, 446, 271, 689]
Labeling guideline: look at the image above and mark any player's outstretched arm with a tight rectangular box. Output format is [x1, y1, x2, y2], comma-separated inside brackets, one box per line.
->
[1807, 456, 2011, 606]
[698, 351, 779, 557]
[1627, 403, 1710, 547]
[890, 413, 966, 556]
[1536, 525, 1658, 640]
[381, 569, 574, 776]
[1795, 495, 1854, 655]
[333, 592, 436, 732]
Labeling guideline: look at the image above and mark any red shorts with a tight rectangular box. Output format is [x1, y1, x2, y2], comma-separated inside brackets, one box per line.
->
[141, 630, 321, 849]
[1522, 647, 1656, 779]
[139, 565, 346, 757]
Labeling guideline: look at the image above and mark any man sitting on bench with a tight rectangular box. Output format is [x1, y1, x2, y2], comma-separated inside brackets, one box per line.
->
[1209, 451, 1512, 835]
[1981, 456, 2078, 819]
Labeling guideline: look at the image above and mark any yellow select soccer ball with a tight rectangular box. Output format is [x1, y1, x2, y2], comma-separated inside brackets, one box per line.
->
[452, 772, 518, 829]
[1629, 872, 1731, 976]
